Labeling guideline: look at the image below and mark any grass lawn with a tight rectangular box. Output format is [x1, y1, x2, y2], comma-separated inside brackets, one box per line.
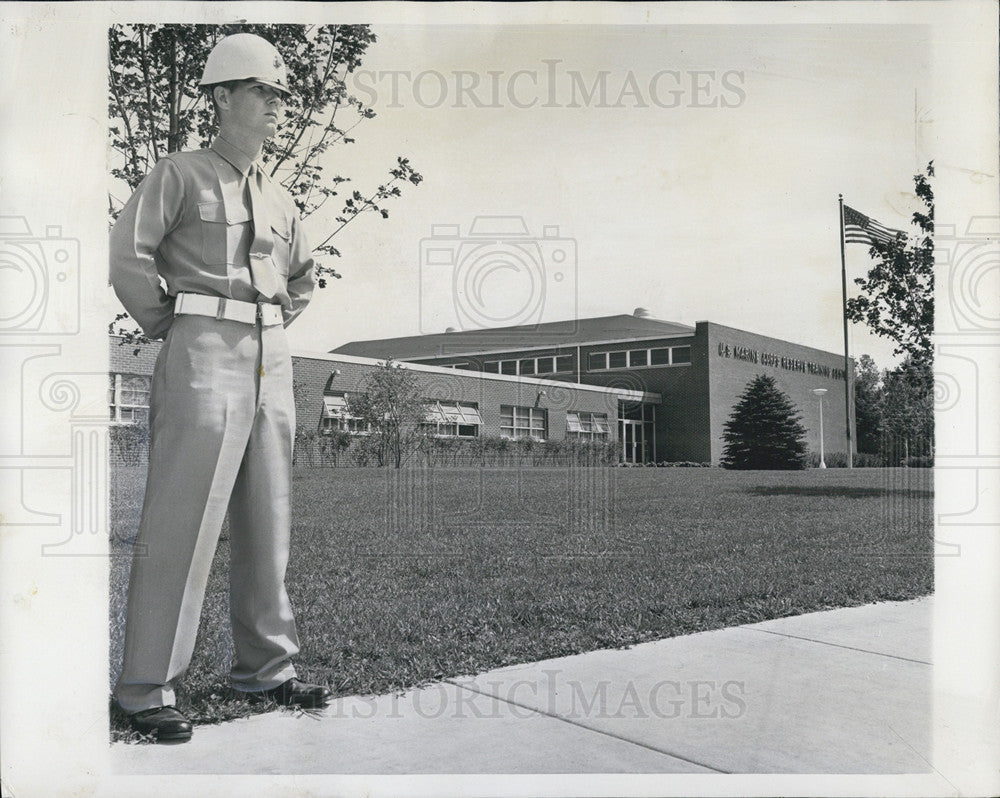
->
[109, 465, 932, 741]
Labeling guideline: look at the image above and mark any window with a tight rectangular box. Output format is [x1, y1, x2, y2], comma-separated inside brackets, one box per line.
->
[109, 374, 150, 424]
[320, 393, 370, 434]
[629, 349, 648, 367]
[590, 351, 629, 370]
[590, 345, 692, 370]
[483, 355, 566, 375]
[650, 348, 670, 365]
[500, 405, 547, 440]
[566, 412, 611, 439]
[621, 401, 655, 422]
[421, 401, 482, 437]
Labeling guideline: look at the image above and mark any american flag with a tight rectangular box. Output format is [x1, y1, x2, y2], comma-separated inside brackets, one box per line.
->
[843, 205, 906, 247]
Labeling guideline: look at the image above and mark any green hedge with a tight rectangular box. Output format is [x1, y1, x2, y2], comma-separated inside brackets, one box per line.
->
[293, 431, 619, 467]
[804, 451, 926, 468]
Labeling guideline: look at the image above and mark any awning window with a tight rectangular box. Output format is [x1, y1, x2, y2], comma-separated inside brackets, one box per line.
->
[322, 394, 350, 418]
[426, 401, 482, 425]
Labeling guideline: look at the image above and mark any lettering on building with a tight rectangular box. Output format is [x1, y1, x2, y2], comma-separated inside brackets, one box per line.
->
[717, 342, 844, 381]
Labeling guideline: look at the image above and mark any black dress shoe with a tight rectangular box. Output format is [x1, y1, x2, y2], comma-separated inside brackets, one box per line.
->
[248, 678, 332, 708]
[129, 706, 193, 742]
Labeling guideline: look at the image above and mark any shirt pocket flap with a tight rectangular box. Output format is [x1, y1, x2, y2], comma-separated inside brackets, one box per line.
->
[198, 200, 226, 224]
[270, 215, 292, 240]
[225, 204, 251, 225]
[198, 200, 251, 225]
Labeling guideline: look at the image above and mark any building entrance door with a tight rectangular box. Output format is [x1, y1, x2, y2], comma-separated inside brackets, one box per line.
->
[621, 419, 643, 464]
[618, 399, 655, 463]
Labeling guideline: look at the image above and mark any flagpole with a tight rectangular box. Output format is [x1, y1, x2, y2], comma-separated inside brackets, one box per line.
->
[838, 194, 853, 469]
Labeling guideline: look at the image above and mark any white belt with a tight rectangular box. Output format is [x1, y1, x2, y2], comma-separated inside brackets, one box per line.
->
[173, 292, 283, 326]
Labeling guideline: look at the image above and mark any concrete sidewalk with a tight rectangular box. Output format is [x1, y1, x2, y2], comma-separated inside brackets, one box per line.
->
[111, 597, 932, 775]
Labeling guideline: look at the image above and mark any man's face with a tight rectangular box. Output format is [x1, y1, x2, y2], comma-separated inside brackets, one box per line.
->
[218, 80, 285, 139]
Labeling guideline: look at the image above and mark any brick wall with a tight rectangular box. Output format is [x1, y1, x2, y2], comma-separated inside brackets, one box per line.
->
[109, 335, 162, 374]
[702, 322, 854, 464]
[293, 351, 626, 442]
[576, 336, 710, 462]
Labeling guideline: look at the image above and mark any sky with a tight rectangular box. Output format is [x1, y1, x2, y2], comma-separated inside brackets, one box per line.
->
[281, 23, 931, 369]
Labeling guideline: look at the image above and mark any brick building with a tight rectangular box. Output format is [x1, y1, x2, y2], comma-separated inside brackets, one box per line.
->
[109, 309, 853, 465]
[333, 309, 855, 464]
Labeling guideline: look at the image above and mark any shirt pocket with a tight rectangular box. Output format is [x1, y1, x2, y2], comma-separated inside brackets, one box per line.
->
[269, 214, 292, 276]
[198, 200, 251, 266]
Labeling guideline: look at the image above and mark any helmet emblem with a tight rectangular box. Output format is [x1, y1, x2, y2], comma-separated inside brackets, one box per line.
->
[274, 55, 283, 69]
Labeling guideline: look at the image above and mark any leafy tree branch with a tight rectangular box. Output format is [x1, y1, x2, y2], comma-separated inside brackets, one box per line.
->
[108, 23, 422, 346]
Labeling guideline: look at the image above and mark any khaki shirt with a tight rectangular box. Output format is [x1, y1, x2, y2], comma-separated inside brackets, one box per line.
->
[110, 136, 315, 339]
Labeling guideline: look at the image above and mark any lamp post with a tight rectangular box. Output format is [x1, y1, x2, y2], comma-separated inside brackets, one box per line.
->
[812, 388, 828, 469]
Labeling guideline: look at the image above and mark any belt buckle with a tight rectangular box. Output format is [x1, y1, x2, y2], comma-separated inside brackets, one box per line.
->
[256, 303, 263, 323]
[215, 297, 228, 321]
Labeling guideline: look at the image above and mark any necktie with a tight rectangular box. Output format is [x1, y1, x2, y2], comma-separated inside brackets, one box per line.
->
[247, 163, 281, 300]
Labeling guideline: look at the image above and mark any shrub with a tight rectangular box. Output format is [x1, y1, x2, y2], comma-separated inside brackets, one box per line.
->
[294, 426, 314, 466]
[853, 452, 884, 468]
[803, 451, 908, 468]
[109, 423, 148, 466]
[319, 430, 352, 466]
[805, 451, 852, 469]
[351, 434, 378, 467]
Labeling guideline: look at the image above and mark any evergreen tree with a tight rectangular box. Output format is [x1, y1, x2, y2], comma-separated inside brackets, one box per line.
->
[721, 375, 808, 470]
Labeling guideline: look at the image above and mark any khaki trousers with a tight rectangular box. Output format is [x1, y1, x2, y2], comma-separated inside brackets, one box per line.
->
[115, 314, 300, 713]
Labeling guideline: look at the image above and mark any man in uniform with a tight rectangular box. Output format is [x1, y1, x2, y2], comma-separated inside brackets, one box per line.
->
[110, 33, 330, 743]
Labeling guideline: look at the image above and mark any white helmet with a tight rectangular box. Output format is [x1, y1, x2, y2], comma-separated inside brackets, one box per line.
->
[200, 33, 291, 95]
